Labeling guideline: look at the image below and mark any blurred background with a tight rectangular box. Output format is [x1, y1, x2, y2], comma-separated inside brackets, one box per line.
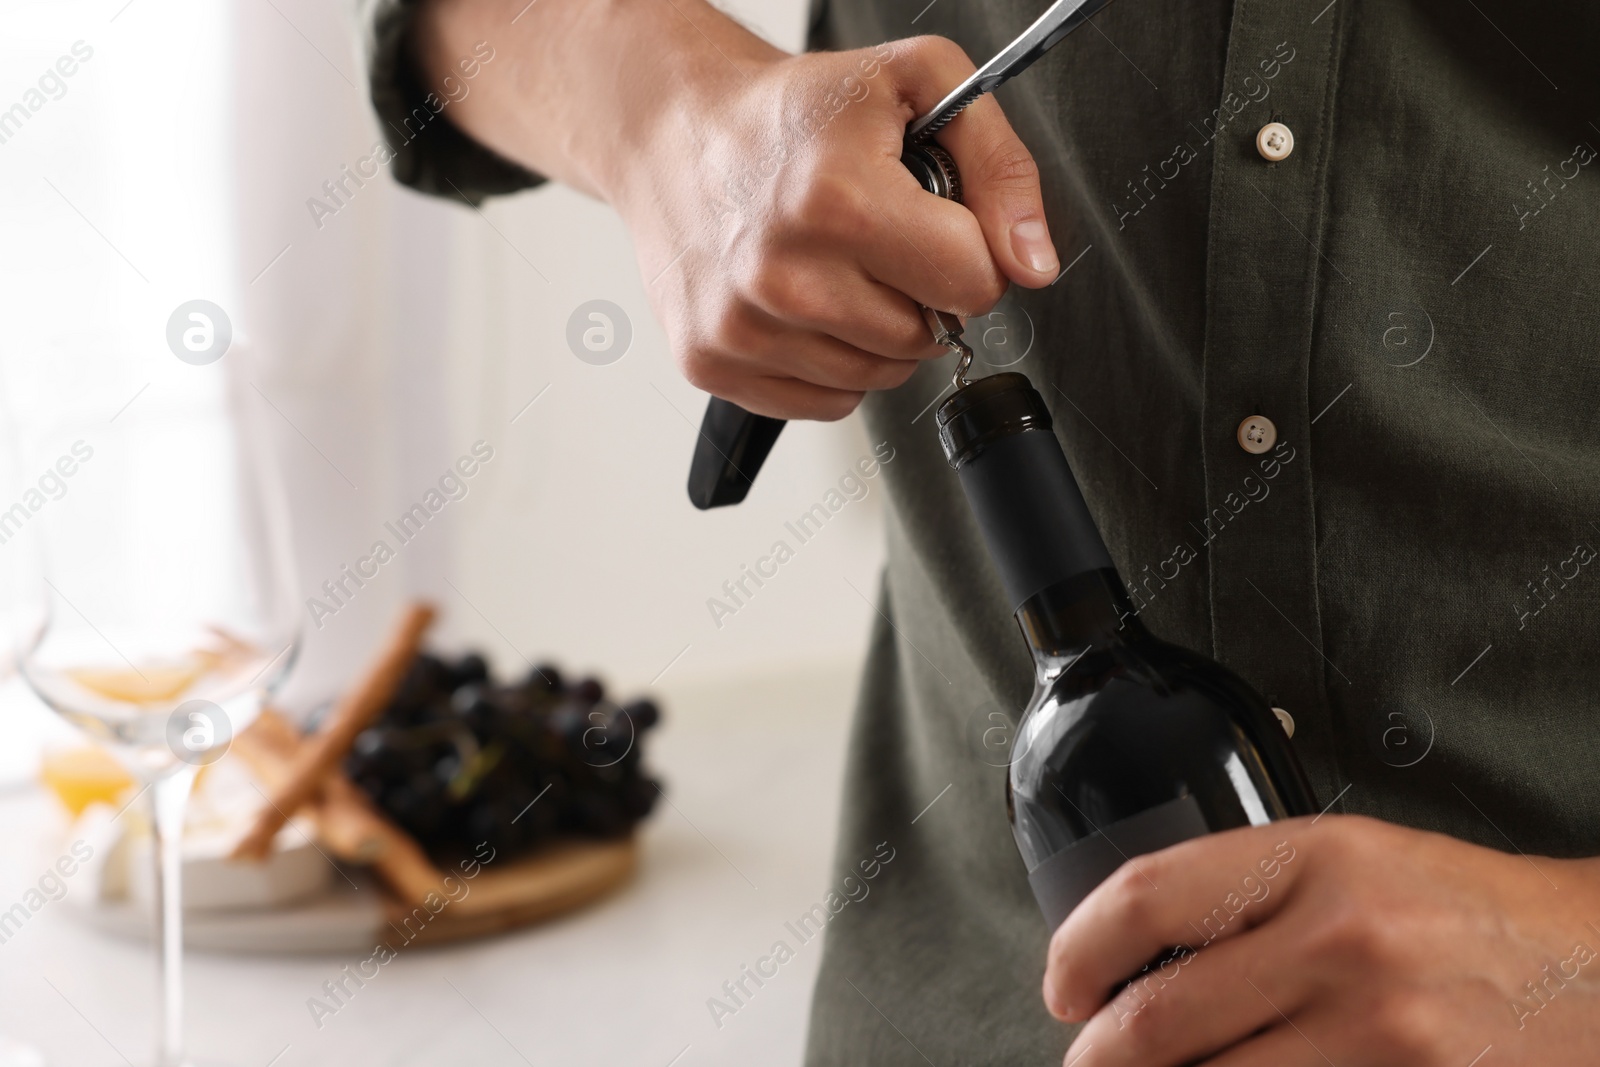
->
[0, 0, 887, 1063]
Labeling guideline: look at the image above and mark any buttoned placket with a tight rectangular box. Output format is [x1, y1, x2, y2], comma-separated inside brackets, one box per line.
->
[1199, 0, 1349, 807]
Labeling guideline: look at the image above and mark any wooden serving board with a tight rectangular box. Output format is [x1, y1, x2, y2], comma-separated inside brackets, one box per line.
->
[72, 836, 638, 955]
[394, 836, 638, 946]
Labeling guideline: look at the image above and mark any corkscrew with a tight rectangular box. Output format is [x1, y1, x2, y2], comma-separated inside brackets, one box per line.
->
[921, 291, 977, 391]
[686, 0, 1116, 509]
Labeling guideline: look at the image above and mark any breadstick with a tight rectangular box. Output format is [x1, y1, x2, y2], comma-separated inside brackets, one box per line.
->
[317, 773, 447, 904]
[231, 602, 435, 860]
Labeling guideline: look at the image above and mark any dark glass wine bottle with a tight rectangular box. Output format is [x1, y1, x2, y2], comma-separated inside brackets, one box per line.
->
[937, 372, 1318, 931]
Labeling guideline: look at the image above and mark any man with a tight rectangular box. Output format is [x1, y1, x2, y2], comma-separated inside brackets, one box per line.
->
[361, 0, 1600, 1061]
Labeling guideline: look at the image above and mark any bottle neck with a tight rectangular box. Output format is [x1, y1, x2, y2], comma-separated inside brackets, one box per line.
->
[1015, 569, 1146, 682]
[953, 427, 1117, 613]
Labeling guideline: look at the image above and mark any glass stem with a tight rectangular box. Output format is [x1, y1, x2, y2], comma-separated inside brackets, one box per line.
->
[150, 765, 197, 1067]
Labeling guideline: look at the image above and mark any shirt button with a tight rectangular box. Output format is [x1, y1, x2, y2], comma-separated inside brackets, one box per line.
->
[1256, 122, 1294, 162]
[1237, 414, 1277, 454]
[1272, 707, 1295, 738]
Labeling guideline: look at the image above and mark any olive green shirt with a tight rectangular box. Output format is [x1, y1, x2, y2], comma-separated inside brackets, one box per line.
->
[362, 0, 1600, 1061]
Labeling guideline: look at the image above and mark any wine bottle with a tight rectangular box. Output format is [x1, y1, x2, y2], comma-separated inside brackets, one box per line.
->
[936, 372, 1318, 931]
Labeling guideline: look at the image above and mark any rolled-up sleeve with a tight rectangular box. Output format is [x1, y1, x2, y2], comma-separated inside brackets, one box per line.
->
[360, 0, 545, 204]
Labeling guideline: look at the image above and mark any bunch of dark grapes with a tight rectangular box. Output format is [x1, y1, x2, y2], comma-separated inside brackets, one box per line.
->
[342, 652, 662, 867]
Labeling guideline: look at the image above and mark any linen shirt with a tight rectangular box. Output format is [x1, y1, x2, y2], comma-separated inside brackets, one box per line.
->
[361, 0, 1600, 1060]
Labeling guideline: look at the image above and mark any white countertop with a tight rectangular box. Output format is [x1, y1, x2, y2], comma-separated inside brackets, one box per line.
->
[0, 662, 858, 1067]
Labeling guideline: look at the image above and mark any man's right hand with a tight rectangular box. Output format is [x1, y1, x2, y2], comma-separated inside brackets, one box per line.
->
[417, 0, 1060, 420]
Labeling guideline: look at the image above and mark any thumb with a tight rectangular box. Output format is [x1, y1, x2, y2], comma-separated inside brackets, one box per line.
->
[886, 36, 1058, 287]
[938, 95, 1058, 286]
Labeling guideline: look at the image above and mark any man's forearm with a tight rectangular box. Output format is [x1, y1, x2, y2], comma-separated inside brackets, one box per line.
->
[412, 0, 785, 202]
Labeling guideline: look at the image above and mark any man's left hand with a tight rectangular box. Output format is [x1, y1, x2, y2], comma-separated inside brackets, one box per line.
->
[1045, 814, 1600, 1066]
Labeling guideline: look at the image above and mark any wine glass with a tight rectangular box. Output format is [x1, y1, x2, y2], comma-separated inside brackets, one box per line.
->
[18, 372, 301, 1067]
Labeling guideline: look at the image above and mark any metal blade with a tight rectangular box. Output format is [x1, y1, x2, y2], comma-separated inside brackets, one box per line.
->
[907, 0, 1116, 142]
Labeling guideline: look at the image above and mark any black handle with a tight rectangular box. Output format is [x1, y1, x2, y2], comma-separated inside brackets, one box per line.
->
[686, 146, 960, 509]
[687, 398, 788, 510]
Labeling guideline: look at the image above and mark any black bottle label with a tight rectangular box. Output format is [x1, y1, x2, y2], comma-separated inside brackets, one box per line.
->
[1026, 794, 1209, 931]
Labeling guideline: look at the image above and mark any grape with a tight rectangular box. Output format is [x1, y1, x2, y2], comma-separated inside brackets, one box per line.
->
[455, 653, 490, 685]
[620, 698, 660, 732]
[340, 649, 664, 866]
[450, 685, 497, 734]
[432, 753, 462, 787]
[525, 664, 562, 692]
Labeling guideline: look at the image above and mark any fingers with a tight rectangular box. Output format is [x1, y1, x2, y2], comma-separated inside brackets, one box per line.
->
[1202, 989, 1483, 1067]
[851, 188, 1010, 316]
[740, 259, 944, 361]
[811, 36, 1009, 314]
[798, 161, 1007, 318]
[1045, 823, 1309, 1023]
[885, 36, 1058, 287]
[935, 95, 1058, 284]
[679, 301, 920, 420]
[1199, 1008, 1355, 1067]
[675, 237, 942, 416]
[716, 374, 865, 422]
[724, 309, 923, 393]
[1061, 927, 1310, 1067]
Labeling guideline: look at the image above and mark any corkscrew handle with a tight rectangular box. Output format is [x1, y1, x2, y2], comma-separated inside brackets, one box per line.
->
[685, 400, 788, 511]
[685, 0, 1116, 509]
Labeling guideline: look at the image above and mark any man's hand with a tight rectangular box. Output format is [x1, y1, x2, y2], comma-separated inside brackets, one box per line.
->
[1045, 815, 1600, 1066]
[416, 0, 1059, 421]
[609, 37, 1059, 420]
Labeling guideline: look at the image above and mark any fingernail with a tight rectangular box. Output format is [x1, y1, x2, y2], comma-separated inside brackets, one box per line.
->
[1042, 982, 1067, 1020]
[1011, 218, 1058, 276]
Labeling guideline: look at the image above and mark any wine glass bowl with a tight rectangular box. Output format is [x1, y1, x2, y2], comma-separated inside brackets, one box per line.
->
[24, 622, 293, 776]
[20, 389, 300, 771]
